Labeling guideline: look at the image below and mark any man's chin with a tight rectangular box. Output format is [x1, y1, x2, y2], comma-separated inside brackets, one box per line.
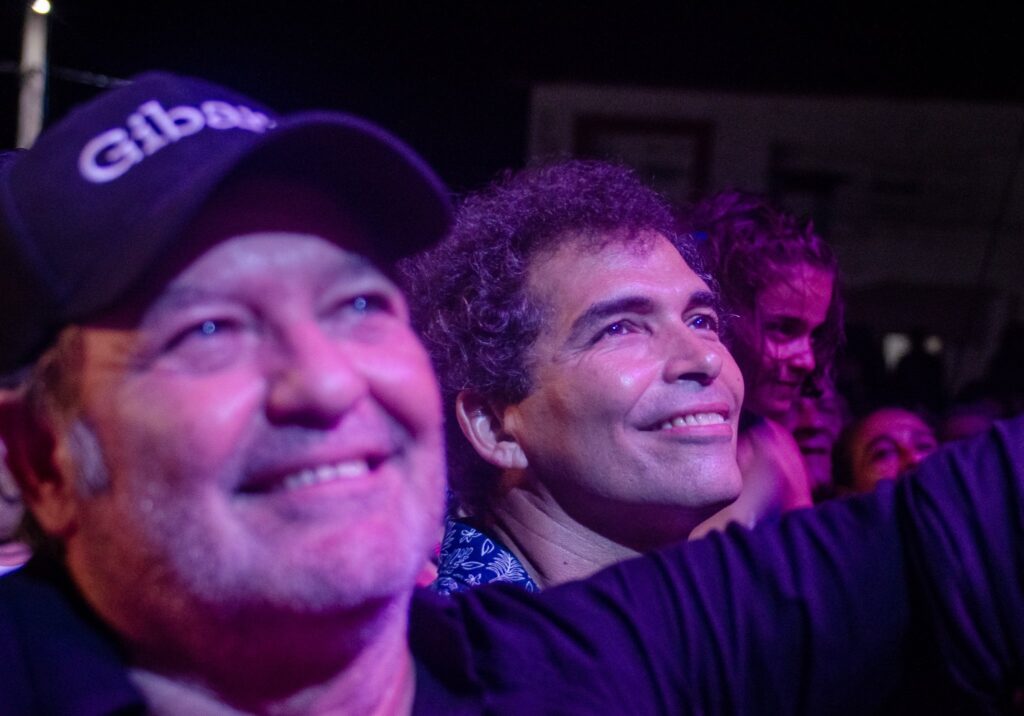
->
[223, 553, 424, 616]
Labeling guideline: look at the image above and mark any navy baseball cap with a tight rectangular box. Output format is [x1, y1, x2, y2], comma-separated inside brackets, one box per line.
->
[0, 71, 451, 373]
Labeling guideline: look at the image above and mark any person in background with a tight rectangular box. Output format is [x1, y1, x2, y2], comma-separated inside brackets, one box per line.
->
[0, 154, 31, 576]
[686, 190, 842, 533]
[0, 438, 29, 576]
[780, 377, 850, 501]
[834, 407, 939, 494]
[405, 160, 744, 593]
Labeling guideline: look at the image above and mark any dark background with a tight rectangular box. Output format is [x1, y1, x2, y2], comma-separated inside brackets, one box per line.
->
[2, 2, 1023, 191]
[3, 2, 1024, 414]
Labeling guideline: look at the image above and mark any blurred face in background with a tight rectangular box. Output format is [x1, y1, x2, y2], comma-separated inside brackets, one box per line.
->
[0, 437, 29, 572]
[845, 408, 938, 493]
[781, 383, 848, 492]
[734, 263, 834, 422]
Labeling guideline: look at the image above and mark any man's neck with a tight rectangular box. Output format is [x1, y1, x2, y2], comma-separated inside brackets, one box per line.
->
[485, 487, 642, 589]
[128, 597, 417, 716]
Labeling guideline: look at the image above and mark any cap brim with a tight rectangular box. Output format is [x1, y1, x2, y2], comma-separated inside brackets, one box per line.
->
[76, 111, 451, 321]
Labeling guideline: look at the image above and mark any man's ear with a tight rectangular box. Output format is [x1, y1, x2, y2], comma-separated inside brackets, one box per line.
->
[454, 390, 528, 470]
[0, 392, 80, 539]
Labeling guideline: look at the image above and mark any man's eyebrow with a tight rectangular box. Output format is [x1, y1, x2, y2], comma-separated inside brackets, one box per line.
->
[141, 254, 384, 322]
[568, 296, 655, 340]
[567, 290, 720, 341]
[141, 286, 226, 323]
[687, 290, 719, 314]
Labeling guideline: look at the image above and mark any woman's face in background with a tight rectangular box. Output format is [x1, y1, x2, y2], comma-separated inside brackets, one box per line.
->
[781, 382, 848, 491]
[734, 262, 834, 421]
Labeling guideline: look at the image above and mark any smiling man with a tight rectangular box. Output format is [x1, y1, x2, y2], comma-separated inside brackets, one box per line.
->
[406, 161, 744, 592]
[0, 71, 451, 715]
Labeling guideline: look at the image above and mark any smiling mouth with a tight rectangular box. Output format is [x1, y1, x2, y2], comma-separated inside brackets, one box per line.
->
[240, 456, 385, 495]
[653, 411, 728, 431]
[282, 459, 373, 491]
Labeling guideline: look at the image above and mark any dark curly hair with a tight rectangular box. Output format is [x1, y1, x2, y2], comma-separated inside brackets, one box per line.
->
[685, 189, 843, 399]
[402, 159, 710, 512]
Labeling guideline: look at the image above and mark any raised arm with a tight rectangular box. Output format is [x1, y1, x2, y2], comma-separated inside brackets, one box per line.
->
[418, 418, 1023, 714]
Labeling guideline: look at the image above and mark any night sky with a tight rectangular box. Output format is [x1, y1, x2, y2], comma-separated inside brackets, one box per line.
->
[2, 2, 1023, 190]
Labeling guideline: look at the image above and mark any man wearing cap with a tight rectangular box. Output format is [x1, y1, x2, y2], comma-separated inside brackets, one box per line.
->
[0, 71, 454, 715]
[0, 72, 1022, 715]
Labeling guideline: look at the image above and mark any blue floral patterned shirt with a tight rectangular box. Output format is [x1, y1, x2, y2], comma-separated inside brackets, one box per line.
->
[432, 517, 539, 596]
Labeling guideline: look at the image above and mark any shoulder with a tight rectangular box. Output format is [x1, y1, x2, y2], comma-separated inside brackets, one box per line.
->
[741, 414, 799, 454]
[740, 416, 801, 468]
[413, 571, 675, 713]
[0, 560, 143, 714]
[0, 570, 33, 698]
[739, 415, 812, 510]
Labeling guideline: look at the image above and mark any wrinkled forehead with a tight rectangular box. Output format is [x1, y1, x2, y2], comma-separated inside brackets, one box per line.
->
[524, 230, 716, 335]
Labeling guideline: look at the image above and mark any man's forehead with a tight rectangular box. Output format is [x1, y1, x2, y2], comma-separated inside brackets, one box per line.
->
[150, 235, 382, 309]
[527, 230, 705, 300]
[525, 231, 717, 343]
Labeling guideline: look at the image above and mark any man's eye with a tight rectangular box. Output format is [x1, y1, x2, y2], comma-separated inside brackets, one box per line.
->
[165, 319, 235, 351]
[149, 317, 247, 372]
[198, 320, 220, 335]
[594, 321, 636, 342]
[342, 294, 390, 315]
[688, 313, 719, 333]
[322, 292, 404, 338]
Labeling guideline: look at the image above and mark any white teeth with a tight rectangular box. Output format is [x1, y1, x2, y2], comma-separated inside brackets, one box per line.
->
[335, 461, 368, 478]
[282, 460, 369, 491]
[658, 412, 726, 430]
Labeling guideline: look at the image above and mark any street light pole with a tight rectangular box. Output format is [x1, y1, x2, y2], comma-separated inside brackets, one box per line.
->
[17, 0, 51, 148]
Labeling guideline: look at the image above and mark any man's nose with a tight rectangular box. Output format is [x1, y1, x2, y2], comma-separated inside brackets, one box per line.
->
[662, 328, 723, 385]
[265, 323, 367, 427]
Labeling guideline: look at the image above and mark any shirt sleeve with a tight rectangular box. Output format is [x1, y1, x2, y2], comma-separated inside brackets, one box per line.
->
[895, 416, 1024, 712]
